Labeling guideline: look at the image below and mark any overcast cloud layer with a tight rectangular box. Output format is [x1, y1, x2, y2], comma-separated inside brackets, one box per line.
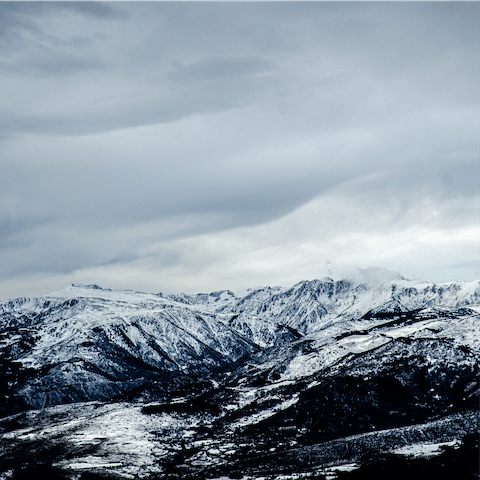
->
[1, 2, 479, 300]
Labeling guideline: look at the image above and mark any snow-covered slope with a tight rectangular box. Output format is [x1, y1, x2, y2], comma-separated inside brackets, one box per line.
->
[0, 277, 479, 479]
[0, 285, 263, 408]
[0, 278, 479, 410]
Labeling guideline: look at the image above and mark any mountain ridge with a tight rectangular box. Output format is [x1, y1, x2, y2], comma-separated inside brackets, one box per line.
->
[1, 277, 479, 409]
[0, 276, 478, 479]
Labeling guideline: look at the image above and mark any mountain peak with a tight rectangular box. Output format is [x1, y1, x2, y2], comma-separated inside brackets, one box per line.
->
[70, 283, 103, 290]
[320, 277, 334, 283]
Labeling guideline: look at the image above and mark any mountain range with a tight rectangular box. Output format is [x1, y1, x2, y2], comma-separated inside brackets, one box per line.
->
[0, 276, 478, 479]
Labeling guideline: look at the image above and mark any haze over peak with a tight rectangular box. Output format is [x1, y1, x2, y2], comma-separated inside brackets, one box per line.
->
[339, 267, 406, 286]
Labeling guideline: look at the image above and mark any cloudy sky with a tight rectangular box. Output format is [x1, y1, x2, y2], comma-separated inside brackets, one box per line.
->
[1, 2, 479, 300]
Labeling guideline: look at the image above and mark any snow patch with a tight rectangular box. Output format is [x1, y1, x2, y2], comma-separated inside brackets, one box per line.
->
[393, 439, 460, 457]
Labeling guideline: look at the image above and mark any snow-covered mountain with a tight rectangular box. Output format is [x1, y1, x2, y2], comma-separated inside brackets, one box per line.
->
[0, 277, 479, 479]
[1, 278, 479, 409]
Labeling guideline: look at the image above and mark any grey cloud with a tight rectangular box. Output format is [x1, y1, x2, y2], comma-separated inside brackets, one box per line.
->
[0, 10, 111, 79]
[1, 72, 268, 136]
[0, 2, 478, 295]
[56, 2, 126, 19]
[2, 2, 478, 136]
[0, 216, 137, 280]
[0, 2, 124, 20]
[168, 56, 275, 83]
[333, 160, 479, 235]
[1, 53, 106, 77]
[1, 105, 476, 238]
[0, 212, 187, 282]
